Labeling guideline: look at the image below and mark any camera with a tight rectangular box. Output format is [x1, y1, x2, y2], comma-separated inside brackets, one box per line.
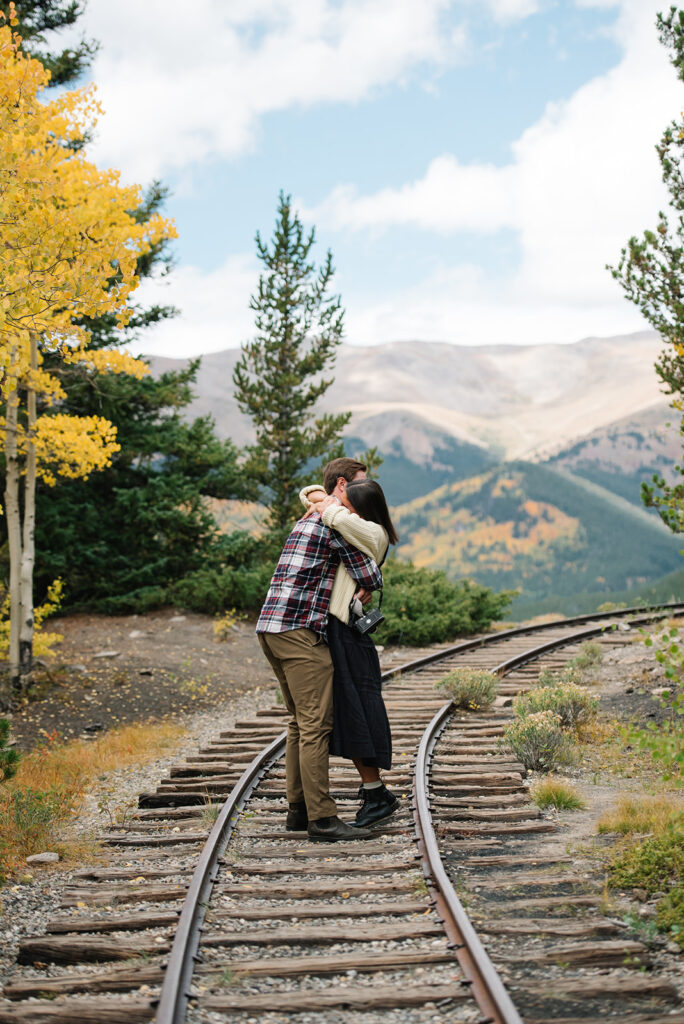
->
[354, 607, 384, 635]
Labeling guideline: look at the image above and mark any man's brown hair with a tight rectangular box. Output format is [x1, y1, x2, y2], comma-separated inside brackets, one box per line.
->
[323, 457, 367, 494]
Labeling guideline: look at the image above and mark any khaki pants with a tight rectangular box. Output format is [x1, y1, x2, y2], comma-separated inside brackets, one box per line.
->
[258, 629, 337, 821]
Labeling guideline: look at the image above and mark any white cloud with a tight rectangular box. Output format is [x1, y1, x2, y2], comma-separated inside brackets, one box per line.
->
[301, 0, 681, 341]
[481, 0, 540, 21]
[134, 255, 258, 358]
[75, 0, 462, 182]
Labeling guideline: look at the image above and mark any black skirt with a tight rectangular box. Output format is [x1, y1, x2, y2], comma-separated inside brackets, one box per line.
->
[328, 615, 392, 769]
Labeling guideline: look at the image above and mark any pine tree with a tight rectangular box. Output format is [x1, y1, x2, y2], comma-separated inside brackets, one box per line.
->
[609, 7, 684, 533]
[34, 363, 252, 612]
[0, 0, 97, 84]
[233, 192, 351, 538]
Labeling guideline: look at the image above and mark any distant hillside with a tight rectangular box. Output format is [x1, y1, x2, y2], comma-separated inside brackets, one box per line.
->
[510, 567, 684, 619]
[541, 403, 680, 509]
[147, 329, 666, 463]
[346, 414, 495, 504]
[393, 461, 683, 613]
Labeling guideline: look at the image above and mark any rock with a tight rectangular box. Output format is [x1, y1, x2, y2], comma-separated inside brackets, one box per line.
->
[632, 887, 648, 902]
[92, 650, 120, 659]
[83, 723, 103, 733]
[618, 622, 632, 631]
[169, 615, 186, 623]
[494, 695, 514, 707]
[26, 852, 60, 864]
[128, 630, 144, 639]
[650, 687, 672, 697]
[69, 664, 88, 673]
[666, 941, 682, 954]
[139, 668, 153, 676]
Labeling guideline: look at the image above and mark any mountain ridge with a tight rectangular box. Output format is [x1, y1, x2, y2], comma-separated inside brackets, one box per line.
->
[146, 329, 667, 462]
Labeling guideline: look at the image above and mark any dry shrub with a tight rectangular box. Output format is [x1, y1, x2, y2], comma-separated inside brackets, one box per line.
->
[436, 668, 499, 710]
[0, 721, 185, 879]
[503, 711, 571, 772]
[514, 680, 599, 731]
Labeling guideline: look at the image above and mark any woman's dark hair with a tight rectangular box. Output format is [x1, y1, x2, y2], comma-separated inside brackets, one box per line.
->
[345, 479, 399, 545]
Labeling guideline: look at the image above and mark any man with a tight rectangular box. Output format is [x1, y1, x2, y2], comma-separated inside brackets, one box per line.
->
[257, 482, 382, 843]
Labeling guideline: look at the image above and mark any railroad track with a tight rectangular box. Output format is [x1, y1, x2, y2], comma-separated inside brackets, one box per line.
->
[1, 604, 683, 1024]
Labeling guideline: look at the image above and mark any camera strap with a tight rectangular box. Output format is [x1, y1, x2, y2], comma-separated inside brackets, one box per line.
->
[376, 543, 388, 608]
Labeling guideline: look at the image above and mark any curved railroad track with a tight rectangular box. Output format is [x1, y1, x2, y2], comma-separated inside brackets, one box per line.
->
[1, 604, 683, 1024]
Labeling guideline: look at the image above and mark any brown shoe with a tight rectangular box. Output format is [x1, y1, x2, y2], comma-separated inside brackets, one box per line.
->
[307, 815, 374, 842]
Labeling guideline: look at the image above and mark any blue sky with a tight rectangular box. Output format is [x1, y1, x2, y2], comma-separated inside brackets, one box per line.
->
[70, 0, 681, 355]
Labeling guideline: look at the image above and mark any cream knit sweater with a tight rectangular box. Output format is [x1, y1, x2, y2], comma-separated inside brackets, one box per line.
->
[299, 485, 387, 625]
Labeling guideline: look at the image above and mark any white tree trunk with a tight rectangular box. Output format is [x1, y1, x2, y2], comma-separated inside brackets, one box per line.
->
[18, 332, 38, 688]
[3, 346, 23, 705]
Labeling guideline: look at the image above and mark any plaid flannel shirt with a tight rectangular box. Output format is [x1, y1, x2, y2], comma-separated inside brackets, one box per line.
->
[256, 513, 383, 638]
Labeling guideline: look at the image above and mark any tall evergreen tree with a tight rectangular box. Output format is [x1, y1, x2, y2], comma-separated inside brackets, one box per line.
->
[233, 192, 351, 538]
[610, 6, 684, 533]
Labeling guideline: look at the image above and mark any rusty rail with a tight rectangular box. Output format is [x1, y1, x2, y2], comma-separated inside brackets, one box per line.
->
[155, 730, 286, 1024]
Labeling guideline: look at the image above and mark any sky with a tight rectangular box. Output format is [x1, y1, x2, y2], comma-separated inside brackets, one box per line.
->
[65, 0, 683, 357]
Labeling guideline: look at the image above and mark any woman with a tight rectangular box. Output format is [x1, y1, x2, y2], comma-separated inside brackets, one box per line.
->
[303, 478, 400, 828]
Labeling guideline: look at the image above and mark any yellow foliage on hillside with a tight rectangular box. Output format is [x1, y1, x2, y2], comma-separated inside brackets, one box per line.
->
[395, 491, 581, 578]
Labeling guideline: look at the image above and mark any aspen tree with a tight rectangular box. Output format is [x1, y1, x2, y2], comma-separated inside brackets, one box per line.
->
[0, 8, 175, 702]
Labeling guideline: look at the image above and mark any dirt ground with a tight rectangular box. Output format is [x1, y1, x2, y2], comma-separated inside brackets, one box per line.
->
[4, 608, 277, 751]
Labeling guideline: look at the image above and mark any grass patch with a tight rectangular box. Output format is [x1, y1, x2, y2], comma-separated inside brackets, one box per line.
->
[568, 641, 604, 672]
[656, 887, 684, 949]
[0, 721, 185, 880]
[436, 668, 499, 710]
[598, 794, 684, 835]
[601, 796, 684, 949]
[609, 821, 683, 894]
[531, 778, 586, 810]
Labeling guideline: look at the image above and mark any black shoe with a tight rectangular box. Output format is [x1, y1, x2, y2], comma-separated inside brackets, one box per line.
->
[307, 815, 374, 842]
[286, 801, 308, 831]
[355, 784, 399, 828]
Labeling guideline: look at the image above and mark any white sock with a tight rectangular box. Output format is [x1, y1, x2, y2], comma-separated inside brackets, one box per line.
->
[363, 780, 382, 790]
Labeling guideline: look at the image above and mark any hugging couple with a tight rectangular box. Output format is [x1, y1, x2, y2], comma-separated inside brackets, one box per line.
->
[256, 457, 400, 843]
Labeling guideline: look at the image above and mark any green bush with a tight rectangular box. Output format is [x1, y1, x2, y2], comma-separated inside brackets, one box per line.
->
[514, 681, 599, 731]
[656, 886, 684, 948]
[609, 818, 683, 894]
[436, 668, 499, 710]
[168, 562, 273, 615]
[0, 786, 72, 859]
[503, 711, 570, 772]
[0, 719, 19, 783]
[377, 558, 514, 646]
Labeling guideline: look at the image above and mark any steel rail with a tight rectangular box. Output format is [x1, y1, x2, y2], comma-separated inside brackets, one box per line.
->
[411, 606, 682, 1024]
[382, 601, 684, 684]
[413, 703, 525, 1024]
[155, 730, 286, 1024]
[156, 601, 683, 1024]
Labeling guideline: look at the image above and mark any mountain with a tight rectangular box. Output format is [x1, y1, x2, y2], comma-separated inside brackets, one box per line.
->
[146, 329, 667, 465]
[540, 403, 680, 509]
[392, 461, 683, 615]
